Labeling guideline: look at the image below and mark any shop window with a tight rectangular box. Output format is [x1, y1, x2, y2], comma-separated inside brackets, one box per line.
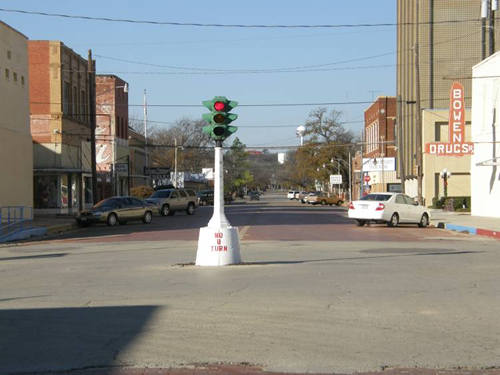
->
[34, 176, 59, 209]
[61, 175, 69, 208]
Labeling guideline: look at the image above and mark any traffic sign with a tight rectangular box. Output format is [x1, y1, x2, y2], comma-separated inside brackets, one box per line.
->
[330, 174, 342, 185]
[364, 175, 371, 183]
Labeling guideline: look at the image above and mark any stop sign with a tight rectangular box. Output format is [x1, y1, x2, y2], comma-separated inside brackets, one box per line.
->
[364, 175, 371, 183]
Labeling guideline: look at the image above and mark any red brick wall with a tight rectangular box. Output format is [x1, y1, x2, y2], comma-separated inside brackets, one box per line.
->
[364, 97, 397, 158]
[28, 41, 50, 115]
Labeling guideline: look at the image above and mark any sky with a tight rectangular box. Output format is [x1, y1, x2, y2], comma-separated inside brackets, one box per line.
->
[0, 0, 396, 148]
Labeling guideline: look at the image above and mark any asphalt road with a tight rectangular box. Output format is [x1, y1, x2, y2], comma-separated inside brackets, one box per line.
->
[1, 193, 499, 374]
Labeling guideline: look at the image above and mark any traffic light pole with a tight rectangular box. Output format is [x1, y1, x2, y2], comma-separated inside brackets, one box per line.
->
[195, 142, 241, 266]
[207, 143, 230, 227]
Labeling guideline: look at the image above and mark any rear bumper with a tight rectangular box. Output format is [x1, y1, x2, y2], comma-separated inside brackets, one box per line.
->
[348, 210, 387, 221]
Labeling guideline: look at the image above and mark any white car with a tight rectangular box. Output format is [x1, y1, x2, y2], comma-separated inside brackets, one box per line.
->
[287, 190, 298, 200]
[348, 192, 431, 227]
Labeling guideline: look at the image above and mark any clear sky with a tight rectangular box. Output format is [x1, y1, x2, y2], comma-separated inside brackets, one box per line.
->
[0, 0, 396, 148]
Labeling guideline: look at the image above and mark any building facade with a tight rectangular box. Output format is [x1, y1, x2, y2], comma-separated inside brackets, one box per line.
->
[0, 22, 33, 212]
[29, 41, 93, 213]
[471, 52, 500, 217]
[361, 97, 400, 194]
[422, 109, 472, 205]
[396, 0, 500, 190]
[128, 127, 149, 189]
[95, 74, 129, 200]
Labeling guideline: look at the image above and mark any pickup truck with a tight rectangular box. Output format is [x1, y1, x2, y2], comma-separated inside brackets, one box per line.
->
[307, 194, 343, 206]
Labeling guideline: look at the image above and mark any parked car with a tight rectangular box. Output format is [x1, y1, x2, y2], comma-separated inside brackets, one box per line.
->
[348, 192, 431, 227]
[248, 191, 260, 200]
[76, 196, 154, 227]
[304, 192, 320, 204]
[296, 191, 308, 202]
[145, 188, 198, 216]
[197, 190, 214, 206]
[307, 193, 343, 206]
[287, 190, 298, 200]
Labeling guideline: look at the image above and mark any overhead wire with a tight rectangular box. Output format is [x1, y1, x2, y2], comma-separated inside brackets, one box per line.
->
[0, 8, 488, 29]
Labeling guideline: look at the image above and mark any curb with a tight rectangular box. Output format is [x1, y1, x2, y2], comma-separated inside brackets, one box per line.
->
[438, 222, 500, 240]
[46, 222, 78, 235]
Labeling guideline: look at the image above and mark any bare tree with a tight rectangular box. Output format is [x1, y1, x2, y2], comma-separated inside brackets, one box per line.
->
[149, 118, 213, 172]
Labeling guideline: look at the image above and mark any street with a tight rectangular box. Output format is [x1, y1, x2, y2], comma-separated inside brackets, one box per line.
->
[1, 193, 499, 374]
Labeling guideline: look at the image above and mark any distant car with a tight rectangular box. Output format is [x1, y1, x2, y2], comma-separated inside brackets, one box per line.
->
[304, 192, 321, 204]
[76, 196, 153, 227]
[348, 192, 431, 227]
[287, 190, 298, 200]
[145, 188, 198, 216]
[307, 193, 343, 206]
[197, 190, 214, 206]
[248, 191, 260, 200]
[295, 191, 308, 202]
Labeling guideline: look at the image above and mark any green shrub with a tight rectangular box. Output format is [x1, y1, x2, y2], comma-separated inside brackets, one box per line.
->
[432, 196, 470, 211]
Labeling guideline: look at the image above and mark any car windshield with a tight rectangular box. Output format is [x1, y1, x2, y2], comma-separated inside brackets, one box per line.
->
[92, 198, 119, 209]
[150, 190, 171, 198]
[360, 194, 392, 201]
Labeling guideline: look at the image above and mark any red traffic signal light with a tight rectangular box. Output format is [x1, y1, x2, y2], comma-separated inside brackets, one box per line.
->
[214, 101, 225, 111]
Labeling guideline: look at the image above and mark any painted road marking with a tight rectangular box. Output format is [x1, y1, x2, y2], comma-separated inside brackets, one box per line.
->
[239, 225, 250, 240]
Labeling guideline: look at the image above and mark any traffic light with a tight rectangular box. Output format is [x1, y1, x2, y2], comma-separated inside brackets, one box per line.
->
[202, 96, 238, 143]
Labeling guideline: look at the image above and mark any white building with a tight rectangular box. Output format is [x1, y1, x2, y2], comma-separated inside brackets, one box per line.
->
[471, 52, 500, 218]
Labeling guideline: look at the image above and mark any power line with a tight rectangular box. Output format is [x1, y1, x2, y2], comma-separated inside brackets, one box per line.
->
[0, 8, 487, 29]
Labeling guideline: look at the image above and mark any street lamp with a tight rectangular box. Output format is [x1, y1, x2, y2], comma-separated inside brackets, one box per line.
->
[440, 168, 452, 198]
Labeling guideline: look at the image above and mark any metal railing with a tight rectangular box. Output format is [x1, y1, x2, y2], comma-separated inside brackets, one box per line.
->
[0, 206, 33, 241]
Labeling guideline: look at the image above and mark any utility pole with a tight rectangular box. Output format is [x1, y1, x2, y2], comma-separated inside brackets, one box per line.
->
[415, 0, 423, 205]
[88, 50, 97, 204]
[174, 138, 178, 188]
[381, 135, 385, 192]
[143, 89, 148, 179]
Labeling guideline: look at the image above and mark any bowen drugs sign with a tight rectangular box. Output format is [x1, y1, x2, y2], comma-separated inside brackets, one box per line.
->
[425, 82, 474, 156]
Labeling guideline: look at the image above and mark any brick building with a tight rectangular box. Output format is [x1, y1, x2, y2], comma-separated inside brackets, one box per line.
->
[353, 97, 400, 198]
[29, 41, 93, 213]
[95, 74, 129, 200]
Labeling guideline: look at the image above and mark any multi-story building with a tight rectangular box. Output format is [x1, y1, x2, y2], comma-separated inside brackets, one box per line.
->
[0, 22, 32, 212]
[396, 0, 500, 194]
[359, 97, 400, 194]
[29, 41, 93, 213]
[95, 74, 129, 200]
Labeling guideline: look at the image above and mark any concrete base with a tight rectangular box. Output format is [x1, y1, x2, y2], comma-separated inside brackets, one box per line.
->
[195, 226, 241, 266]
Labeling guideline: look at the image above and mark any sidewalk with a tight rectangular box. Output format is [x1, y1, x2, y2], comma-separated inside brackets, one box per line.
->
[430, 209, 500, 240]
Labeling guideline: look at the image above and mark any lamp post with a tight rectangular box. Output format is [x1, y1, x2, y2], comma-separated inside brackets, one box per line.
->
[440, 168, 452, 198]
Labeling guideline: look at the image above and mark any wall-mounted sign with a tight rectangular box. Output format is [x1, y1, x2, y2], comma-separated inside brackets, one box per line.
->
[425, 82, 474, 156]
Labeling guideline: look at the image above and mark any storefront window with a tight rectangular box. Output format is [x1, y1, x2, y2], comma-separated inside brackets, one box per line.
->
[34, 176, 59, 209]
[71, 174, 79, 209]
[61, 175, 68, 208]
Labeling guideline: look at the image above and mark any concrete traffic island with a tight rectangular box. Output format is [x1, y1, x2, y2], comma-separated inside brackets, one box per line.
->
[196, 145, 242, 266]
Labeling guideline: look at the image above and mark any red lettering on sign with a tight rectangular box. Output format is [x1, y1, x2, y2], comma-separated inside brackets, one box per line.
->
[214, 232, 223, 239]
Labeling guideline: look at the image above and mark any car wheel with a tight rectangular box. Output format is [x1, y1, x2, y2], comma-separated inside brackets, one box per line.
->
[186, 203, 195, 215]
[321, 200, 327, 205]
[336, 200, 343, 206]
[107, 213, 118, 227]
[387, 213, 399, 227]
[161, 204, 170, 216]
[356, 220, 366, 227]
[418, 213, 429, 228]
[143, 211, 152, 224]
